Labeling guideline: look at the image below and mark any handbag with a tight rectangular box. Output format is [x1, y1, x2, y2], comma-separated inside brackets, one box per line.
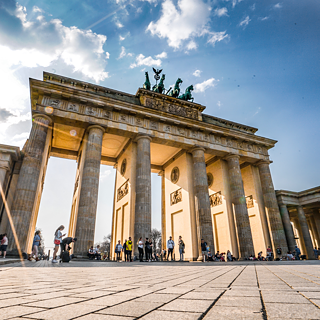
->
[54, 239, 60, 245]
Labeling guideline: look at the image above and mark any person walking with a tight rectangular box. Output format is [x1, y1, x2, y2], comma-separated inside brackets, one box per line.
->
[29, 230, 41, 261]
[148, 238, 153, 261]
[295, 245, 301, 260]
[201, 239, 208, 262]
[123, 239, 127, 261]
[0, 233, 8, 259]
[115, 240, 123, 262]
[125, 237, 133, 262]
[167, 236, 175, 261]
[178, 236, 185, 261]
[138, 237, 144, 262]
[52, 225, 66, 263]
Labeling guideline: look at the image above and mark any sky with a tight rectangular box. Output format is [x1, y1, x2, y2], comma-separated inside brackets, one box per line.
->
[0, 0, 319, 250]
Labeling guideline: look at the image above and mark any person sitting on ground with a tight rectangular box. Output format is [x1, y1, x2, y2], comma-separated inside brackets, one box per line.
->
[94, 245, 101, 260]
[215, 251, 221, 261]
[162, 249, 167, 261]
[88, 246, 95, 260]
[52, 225, 66, 263]
[220, 252, 226, 262]
[0, 233, 8, 259]
[115, 240, 123, 262]
[276, 246, 282, 259]
[207, 251, 214, 261]
[287, 251, 294, 260]
[266, 246, 273, 261]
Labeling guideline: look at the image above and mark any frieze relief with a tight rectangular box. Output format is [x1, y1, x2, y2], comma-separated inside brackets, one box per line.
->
[41, 96, 269, 157]
[170, 188, 182, 205]
[246, 195, 254, 208]
[117, 179, 129, 202]
[210, 191, 223, 207]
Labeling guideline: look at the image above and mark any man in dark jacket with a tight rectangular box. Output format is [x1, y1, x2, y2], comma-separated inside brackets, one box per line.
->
[60, 237, 77, 253]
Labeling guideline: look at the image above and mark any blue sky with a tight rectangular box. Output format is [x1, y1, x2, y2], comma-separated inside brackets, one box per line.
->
[0, 0, 319, 249]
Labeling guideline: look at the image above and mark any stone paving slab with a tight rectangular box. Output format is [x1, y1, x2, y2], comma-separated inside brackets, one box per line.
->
[1, 261, 320, 319]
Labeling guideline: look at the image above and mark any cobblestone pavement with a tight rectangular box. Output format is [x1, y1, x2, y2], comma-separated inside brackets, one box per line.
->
[1, 260, 320, 319]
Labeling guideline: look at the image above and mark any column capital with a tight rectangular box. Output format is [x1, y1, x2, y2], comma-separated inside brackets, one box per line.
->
[190, 146, 205, 154]
[134, 134, 152, 142]
[86, 125, 105, 134]
[33, 113, 52, 125]
[224, 153, 240, 161]
[256, 160, 272, 167]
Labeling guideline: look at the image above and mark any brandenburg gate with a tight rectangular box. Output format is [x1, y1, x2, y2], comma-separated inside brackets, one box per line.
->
[0, 71, 316, 260]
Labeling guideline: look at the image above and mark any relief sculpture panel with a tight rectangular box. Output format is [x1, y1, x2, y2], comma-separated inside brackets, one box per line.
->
[117, 179, 129, 202]
[170, 188, 182, 205]
[210, 191, 223, 207]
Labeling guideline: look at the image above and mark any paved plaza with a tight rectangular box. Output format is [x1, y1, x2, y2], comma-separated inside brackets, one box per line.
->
[1, 261, 320, 319]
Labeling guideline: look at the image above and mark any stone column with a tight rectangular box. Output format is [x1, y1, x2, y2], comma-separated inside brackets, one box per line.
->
[191, 147, 214, 260]
[297, 205, 315, 259]
[257, 161, 288, 253]
[7, 115, 52, 254]
[74, 125, 104, 257]
[279, 204, 296, 252]
[225, 154, 254, 259]
[160, 171, 166, 251]
[134, 135, 152, 250]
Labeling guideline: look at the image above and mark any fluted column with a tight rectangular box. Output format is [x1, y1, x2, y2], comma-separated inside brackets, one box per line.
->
[279, 204, 296, 252]
[134, 135, 152, 251]
[226, 154, 254, 259]
[7, 115, 51, 254]
[297, 205, 315, 259]
[257, 161, 288, 253]
[191, 147, 214, 260]
[74, 125, 104, 256]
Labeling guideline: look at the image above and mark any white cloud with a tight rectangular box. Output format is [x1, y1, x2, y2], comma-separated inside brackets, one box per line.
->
[100, 168, 112, 181]
[214, 7, 228, 17]
[118, 46, 126, 59]
[119, 35, 125, 41]
[239, 16, 251, 28]
[0, 2, 110, 146]
[274, 3, 282, 9]
[155, 51, 167, 59]
[207, 31, 229, 46]
[194, 78, 217, 93]
[115, 21, 124, 28]
[106, 52, 110, 59]
[232, 0, 243, 8]
[250, 3, 256, 11]
[193, 69, 201, 77]
[130, 54, 162, 68]
[217, 101, 222, 108]
[259, 16, 269, 21]
[32, 6, 43, 13]
[147, 0, 213, 49]
[186, 40, 197, 50]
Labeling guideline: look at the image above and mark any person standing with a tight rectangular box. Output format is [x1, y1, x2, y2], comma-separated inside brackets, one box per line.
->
[227, 250, 232, 262]
[201, 239, 207, 262]
[126, 237, 133, 262]
[276, 246, 282, 260]
[313, 247, 319, 259]
[167, 236, 175, 261]
[0, 233, 8, 259]
[115, 240, 123, 262]
[266, 246, 273, 261]
[295, 245, 301, 260]
[148, 238, 153, 261]
[145, 238, 150, 261]
[178, 236, 185, 261]
[29, 230, 41, 261]
[123, 239, 127, 261]
[52, 225, 66, 263]
[138, 237, 144, 262]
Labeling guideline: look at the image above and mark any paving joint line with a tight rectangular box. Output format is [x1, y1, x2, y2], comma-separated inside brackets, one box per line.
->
[254, 265, 268, 320]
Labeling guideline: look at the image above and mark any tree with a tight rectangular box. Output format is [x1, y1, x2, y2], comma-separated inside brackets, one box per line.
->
[151, 228, 161, 254]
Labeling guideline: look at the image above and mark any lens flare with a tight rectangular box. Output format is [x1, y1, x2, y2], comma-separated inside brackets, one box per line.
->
[45, 106, 54, 114]
[70, 129, 77, 137]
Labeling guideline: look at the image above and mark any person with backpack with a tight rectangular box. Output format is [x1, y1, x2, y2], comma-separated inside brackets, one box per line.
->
[201, 239, 208, 262]
[115, 240, 123, 262]
[0, 233, 8, 259]
[59, 237, 77, 262]
[138, 237, 144, 262]
[178, 236, 185, 261]
[52, 225, 66, 263]
[125, 237, 133, 262]
[145, 238, 151, 261]
[167, 236, 175, 261]
[29, 230, 41, 261]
